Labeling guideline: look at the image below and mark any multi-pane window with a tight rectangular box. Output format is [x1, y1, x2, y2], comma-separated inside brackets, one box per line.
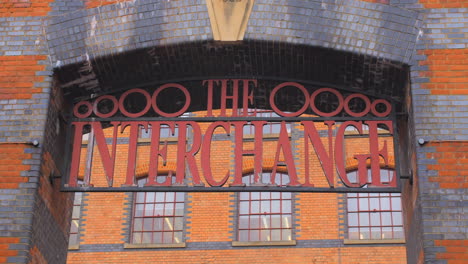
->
[68, 192, 82, 247]
[238, 172, 293, 242]
[238, 109, 291, 135]
[347, 169, 404, 240]
[131, 177, 185, 244]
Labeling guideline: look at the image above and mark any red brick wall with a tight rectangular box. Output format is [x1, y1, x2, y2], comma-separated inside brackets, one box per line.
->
[435, 240, 468, 264]
[0, 56, 48, 100]
[0, 0, 52, 17]
[419, 49, 468, 95]
[426, 142, 468, 189]
[419, 0, 468, 8]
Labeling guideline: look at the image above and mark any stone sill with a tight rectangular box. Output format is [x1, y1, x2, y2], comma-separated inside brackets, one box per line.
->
[343, 239, 405, 245]
[124, 242, 186, 249]
[68, 245, 79, 251]
[232, 240, 296, 247]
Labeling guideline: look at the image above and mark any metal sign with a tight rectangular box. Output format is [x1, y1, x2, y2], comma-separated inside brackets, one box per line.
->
[63, 79, 400, 192]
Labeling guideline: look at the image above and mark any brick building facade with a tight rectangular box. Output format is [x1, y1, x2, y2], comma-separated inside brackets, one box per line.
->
[0, 0, 466, 263]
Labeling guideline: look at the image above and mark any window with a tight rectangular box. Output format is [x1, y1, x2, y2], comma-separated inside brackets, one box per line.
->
[130, 176, 185, 244]
[68, 192, 82, 248]
[347, 169, 404, 240]
[237, 172, 293, 242]
[238, 109, 291, 135]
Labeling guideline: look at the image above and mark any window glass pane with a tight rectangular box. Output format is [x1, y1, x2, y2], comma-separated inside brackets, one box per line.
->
[143, 218, 153, 231]
[239, 201, 249, 214]
[271, 229, 281, 241]
[282, 200, 292, 213]
[239, 192, 249, 200]
[348, 213, 358, 226]
[393, 212, 403, 226]
[72, 206, 80, 218]
[360, 227, 370, 239]
[166, 192, 175, 202]
[271, 215, 281, 228]
[176, 193, 184, 201]
[348, 198, 358, 211]
[239, 215, 249, 229]
[260, 201, 270, 213]
[391, 197, 402, 211]
[174, 232, 183, 243]
[152, 232, 162, 244]
[348, 228, 359, 240]
[142, 232, 152, 243]
[394, 227, 404, 239]
[271, 200, 281, 213]
[153, 218, 163, 231]
[251, 201, 260, 214]
[146, 192, 155, 202]
[175, 202, 184, 216]
[132, 232, 142, 244]
[370, 212, 381, 226]
[261, 215, 270, 228]
[155, 203, 164, 214]
[261, 192, 270, 199]
[282, 215, 292, 228]
[371, 227, 382, 239]
[271, 192, 280, 199]
[70, 220, 79, 233]
[133, 218, 143, 232]
[155, 192, 165, 203]
[144, 204, 155, 216]
[359, 198, 369, 211]
[163, 232, 174, 243]
[239, 230, 249, 241]
[369, 198, 380, 211]
[359, 213, 370, 226]
[282, 192, 292, 199]
[382, 212, 392, 225]
[164, 206, 174, 216]
[135, 204, 144, 217]
[250, 216, 260, 229]
[136, 193, 145, 203]
[163, 217, 173, 230]
[282, 229, 292, 241]
[382, 227, 392, 239]
[261, 229, 270, 241]
[250, 231, 259, 241]
[381, 197, 390, 210]
[69, 234, 77, 245]
[251, 192, 260, 200]
[173, 218, 183, 231]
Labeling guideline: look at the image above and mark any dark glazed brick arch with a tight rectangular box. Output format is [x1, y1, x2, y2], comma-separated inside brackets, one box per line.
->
[55, 41, 409, 107]
[46, 0, 422, 70]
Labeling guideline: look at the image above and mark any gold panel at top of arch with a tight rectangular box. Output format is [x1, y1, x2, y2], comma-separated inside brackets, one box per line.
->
[206, 0, 255, 41]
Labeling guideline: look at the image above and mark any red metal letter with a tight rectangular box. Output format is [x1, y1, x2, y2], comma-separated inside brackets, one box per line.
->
[231, 121, 266, 186]
[335, 121, 363, 187]
[121, 121, 145, 186]
[68, 122, 87, 187]
[201, 122, 231, 186]
[366, 120, 395, 187]
[270, 122, 301, 186]
[91, 121, 120, 187]
[301, 121, 335, 187]
[145, 122, 173, 186]
[176, 122, 202, 185]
